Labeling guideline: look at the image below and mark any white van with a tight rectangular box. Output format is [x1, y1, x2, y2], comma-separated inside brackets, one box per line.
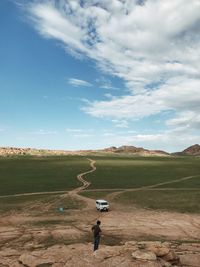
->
[96, 199, 109, 212]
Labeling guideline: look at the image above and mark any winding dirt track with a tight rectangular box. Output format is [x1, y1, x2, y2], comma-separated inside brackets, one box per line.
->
[0, 158, 200, 244]
[106, 174, 200, 201]
[68, 158, 96, 209]
[68, 159, 200, 241]
[0, 158, 96, 199]
[70, 158, 95, 194]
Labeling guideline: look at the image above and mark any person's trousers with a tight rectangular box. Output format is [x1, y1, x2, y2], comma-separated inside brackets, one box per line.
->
[94, 236, 100, 251]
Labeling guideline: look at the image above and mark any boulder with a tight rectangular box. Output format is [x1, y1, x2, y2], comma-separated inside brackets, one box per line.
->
[139, 241, 170, 257]
[19, 253, 54, 267]
[179, 254, 200, 267]
[132, 250, 157, 261]
[162, 250, 180, 265]
[93, 246, 121, 260]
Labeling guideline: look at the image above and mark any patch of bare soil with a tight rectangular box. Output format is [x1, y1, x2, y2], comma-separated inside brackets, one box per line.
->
[0, 158, 200, 266]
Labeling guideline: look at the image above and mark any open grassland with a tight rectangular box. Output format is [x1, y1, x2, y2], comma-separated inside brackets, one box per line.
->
[1, 156, 200, 196]
[157, 175, 200, 188]
[80, 190, 116, 200]
[115, 190, 200, 213]
[1, 155, 200, 213]
[86, 156, 200, 189]
[0, 156, 89, 195]
[0, 193, 85, 214]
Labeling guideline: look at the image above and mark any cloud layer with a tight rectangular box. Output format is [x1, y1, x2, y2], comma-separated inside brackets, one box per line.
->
[27, 0, 200, 147]
[68, 78, 92, 87]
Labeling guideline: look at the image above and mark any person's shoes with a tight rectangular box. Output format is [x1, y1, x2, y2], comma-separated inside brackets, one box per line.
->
[93, 250, 97, 256]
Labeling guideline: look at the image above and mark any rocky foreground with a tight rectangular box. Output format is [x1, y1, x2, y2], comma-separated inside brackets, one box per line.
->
[0, 241, 200, 267]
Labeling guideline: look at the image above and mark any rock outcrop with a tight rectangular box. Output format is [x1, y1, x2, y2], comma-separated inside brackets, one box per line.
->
[0, 241, 200, 267]
[0, 147, 73, 156]
[173, 144, 200, 156]
[1, 144, 200, 157]
[182, 144, 200, 156]
[103, 146, 169, 156]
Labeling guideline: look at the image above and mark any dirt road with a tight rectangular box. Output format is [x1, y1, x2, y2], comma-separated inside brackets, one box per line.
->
[66, 159, 200, 242]
[0, 158, 200, 251]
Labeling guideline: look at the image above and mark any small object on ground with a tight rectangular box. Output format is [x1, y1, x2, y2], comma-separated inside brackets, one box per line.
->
[59, 207, 64, 212]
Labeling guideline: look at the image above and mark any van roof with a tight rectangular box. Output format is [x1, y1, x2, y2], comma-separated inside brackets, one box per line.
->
[96, 199, 108, 202]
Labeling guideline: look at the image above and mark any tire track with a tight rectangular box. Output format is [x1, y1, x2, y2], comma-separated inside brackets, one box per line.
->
[107, 174, 200, 201]
[70, 158, 96, 194]
[68, 158, 97, 210]
[0, 158, 96, 199]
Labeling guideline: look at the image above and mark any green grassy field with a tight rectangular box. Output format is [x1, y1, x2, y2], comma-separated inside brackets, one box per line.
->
[0, 156, 89, 195]
[1, 155, 200, 213]
[1, 155, 200, 194]
[0, 193, 85, 214]
[86, 156, 200, 189]
[157, 175, 200, 188]
[80, 190, 117, 200]
[115, 190, 200, 213]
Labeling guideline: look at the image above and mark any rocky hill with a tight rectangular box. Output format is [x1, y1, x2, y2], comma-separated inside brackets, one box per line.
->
[103, 145, 170, 156]
[0, 145, 170, 157]
[1, 144, 200, 157]
[0, 147, 73, 156]
[182, 144, 200, 155]
[173, 144, 200, 156]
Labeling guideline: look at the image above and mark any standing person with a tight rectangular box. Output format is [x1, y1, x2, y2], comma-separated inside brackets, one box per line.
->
[92, 220, 102, 251]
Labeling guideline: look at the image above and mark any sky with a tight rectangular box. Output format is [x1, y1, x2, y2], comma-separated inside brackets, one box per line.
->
[0, 0, 200, 152]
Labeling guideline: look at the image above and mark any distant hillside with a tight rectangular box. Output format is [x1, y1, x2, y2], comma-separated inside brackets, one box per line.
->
[173, 144, 200, 156]
[102, 145, 170, 156]
[0, 147, 73, 156]
[1, 144, 200, 157]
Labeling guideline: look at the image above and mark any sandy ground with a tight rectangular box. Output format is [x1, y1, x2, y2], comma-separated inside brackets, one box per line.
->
[0, 159, 200, 251]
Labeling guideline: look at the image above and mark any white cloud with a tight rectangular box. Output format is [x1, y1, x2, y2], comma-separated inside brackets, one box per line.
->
[84, 77, 200, 120]
[66, 128, 94, 138]
[167, 111, 200, 130]
[95, 77, 120, 90]
[66, 128, 84, 133]
[100, 130, 200, 152]
[73, 133, 94, 138]
[103, 132, 115, 137]
[100, 84, 119, 91]
[112, 119, 129, 128]
[29, 129, 58, 135]
[26, 0, 200, 141]
[68, 78, 92, 87]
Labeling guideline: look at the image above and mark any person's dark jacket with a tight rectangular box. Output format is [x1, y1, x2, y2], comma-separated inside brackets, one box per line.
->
[92, 224, 101, 238]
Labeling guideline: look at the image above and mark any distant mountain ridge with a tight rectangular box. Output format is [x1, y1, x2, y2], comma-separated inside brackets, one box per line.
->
[0, 144, 199, 156]
[0, 147, 72, 156]
[102, 145, 169, 156]
[173, 144, 200, 156]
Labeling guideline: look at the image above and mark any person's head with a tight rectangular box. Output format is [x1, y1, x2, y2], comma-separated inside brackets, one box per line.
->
[97, 220, 101, 225]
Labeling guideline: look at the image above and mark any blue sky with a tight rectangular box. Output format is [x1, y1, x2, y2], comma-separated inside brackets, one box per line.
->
[0, 0, 200, 152]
